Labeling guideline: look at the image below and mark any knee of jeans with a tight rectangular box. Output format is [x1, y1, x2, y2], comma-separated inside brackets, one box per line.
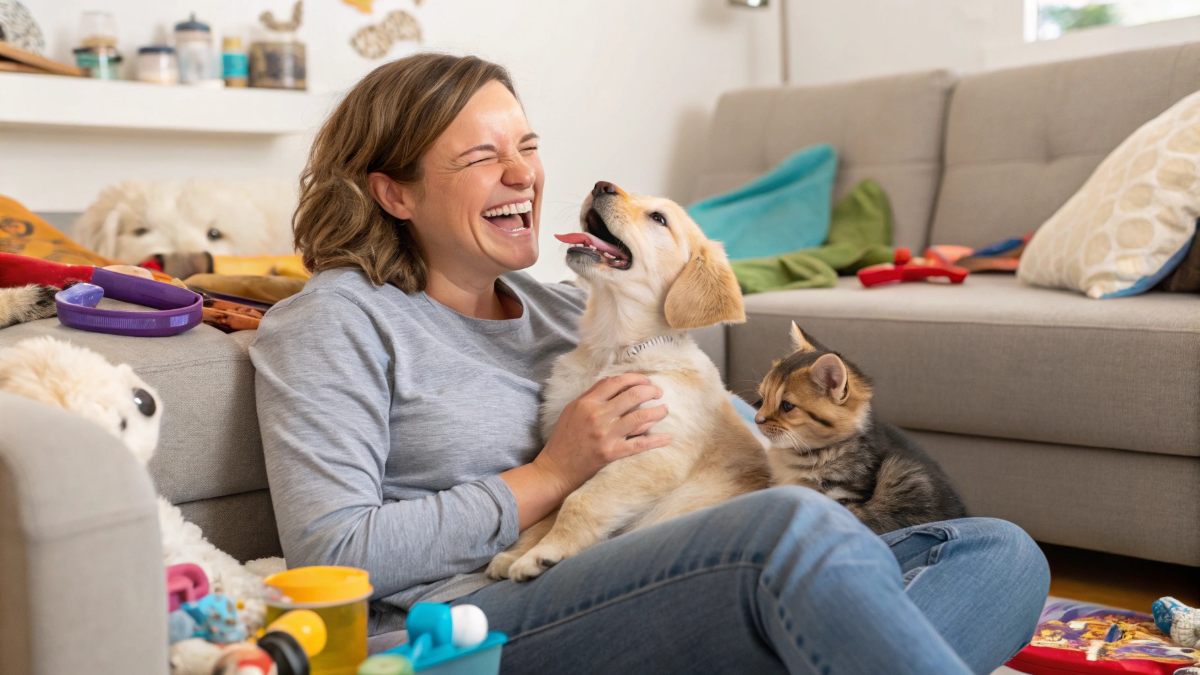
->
[965, 518, 1050, 596]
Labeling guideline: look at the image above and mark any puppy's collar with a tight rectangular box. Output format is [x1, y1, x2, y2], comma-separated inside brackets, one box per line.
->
[619, 334, 680, 362]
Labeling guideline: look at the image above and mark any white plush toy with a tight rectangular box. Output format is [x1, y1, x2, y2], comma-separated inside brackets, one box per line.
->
[0, 337, 284, 672]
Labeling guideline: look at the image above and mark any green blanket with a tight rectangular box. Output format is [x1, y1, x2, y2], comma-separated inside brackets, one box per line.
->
[731, 179, 894, 293]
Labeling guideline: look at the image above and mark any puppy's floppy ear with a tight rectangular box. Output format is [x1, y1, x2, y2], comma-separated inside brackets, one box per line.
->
[664, 239, 745, 330]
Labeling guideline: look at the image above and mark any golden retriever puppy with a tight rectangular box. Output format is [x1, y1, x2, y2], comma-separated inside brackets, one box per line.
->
[487, 181, 769, 582]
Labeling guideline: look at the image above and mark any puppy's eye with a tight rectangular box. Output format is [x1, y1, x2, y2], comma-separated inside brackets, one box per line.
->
[133, 388, 157, 417]
[648, 211, 668, 227]
[751, 399, 763, 410]
[132, 227, 150, 237]
[207, 227, 223, 241]
[780, 400, 795, 413]
[120, 418, 127, 431]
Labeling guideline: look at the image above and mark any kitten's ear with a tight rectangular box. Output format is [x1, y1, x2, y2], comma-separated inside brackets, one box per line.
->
[810, 353, 849, 404]
[789, 322, 817, 353]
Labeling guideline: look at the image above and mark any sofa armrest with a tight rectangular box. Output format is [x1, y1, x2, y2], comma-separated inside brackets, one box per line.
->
[0, 391, 166, 675]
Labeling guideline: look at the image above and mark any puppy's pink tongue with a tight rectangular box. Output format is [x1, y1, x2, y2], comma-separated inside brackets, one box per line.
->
[555, 232, 623, 258]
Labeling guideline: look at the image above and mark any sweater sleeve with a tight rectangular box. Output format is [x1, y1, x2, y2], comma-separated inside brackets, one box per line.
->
[249, 289, 519, 599]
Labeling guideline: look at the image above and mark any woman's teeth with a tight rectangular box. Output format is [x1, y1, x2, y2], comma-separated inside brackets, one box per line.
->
[481, 200, 533, 218]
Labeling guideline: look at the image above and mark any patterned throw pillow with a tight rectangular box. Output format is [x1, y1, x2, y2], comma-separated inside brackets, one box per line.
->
[1018, 89, 1200, 298]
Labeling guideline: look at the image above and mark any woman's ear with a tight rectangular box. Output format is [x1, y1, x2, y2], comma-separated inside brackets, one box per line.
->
[368, 172, 417, 222]
[664, 239, 745, 330]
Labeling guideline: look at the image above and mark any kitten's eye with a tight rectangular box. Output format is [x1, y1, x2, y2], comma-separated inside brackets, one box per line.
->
[133, 388, 157, 417]
[207, 227, 223, 241]
[132, 227, 150, 237]
[649, 211, 668, 227]
[751, 399, 763, 410]
[780, 400, 795, 413]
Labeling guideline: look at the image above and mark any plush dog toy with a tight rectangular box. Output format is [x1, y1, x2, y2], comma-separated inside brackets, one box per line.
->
[75, 178, 297, 264]
[0, 337, 283, 661]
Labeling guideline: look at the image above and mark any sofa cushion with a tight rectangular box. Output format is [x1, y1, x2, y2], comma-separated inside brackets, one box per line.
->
[726, 276, 1200, 457]
[0, 317, 266, 505]
[692, 69, 954, 251]
[1018, 89, 1200, 299]
[931, 42, 1200, 249]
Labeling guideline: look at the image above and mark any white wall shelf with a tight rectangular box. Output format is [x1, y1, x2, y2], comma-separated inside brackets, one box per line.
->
[0, 73, 335, 135]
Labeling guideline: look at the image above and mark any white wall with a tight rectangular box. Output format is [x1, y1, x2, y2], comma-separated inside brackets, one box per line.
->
[4, 0, 780, 281]
[781, 0, 1200, 86]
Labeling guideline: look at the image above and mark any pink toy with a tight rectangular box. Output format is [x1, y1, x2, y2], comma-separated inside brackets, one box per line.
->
[857, 247, 969, 287]
[167, 563, 210, 612]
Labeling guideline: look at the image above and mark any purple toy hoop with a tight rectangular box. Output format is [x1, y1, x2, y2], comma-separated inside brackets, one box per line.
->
[54, 267, 203, 337]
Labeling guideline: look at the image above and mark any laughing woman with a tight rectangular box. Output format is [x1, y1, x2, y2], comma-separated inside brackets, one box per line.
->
[250, 54, 1049, 674]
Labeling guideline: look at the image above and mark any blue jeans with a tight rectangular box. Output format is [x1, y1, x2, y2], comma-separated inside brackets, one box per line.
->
[458, 487, 1049, 674]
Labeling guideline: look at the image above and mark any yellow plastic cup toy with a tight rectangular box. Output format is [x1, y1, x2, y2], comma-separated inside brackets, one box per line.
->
[264, 566, 372, 675]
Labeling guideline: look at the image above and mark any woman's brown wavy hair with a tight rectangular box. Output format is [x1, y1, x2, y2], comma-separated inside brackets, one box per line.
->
[294, 54, 515, 292]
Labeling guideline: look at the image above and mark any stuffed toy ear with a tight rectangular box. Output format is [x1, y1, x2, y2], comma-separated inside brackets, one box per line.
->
[809, 352, 849, 404]
[789, 322, 818, 353]
[664, 239, 745, 330]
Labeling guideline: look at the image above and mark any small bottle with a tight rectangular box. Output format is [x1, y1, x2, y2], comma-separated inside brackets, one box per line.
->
[222, 36, 248, 88]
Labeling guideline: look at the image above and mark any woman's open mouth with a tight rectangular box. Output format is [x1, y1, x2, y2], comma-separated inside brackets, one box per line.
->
[481, 200, 533, 234]
[555, 208, 633, 270]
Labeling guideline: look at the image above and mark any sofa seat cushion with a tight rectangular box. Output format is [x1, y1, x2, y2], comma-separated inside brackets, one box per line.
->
[0, 317, 266, 504]
[727, 276, 1200, 456]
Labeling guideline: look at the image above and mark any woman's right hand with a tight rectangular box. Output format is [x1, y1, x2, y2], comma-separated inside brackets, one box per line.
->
[533, 373, 671, 495]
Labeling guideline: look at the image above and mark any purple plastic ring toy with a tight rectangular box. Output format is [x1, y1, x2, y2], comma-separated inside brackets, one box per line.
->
[54, 267, 203, 337]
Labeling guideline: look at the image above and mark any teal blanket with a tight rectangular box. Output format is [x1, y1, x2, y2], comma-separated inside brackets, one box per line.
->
[688, 144, 837, 260]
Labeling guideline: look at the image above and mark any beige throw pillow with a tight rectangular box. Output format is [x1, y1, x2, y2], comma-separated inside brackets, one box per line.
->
[1018, 89, 1200, 298]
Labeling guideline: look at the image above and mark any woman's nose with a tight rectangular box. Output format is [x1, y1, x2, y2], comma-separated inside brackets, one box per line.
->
[503, 155, 535, 189]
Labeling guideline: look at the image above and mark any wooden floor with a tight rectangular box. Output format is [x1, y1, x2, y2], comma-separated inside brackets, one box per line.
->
[1041, 542, 1200, 611]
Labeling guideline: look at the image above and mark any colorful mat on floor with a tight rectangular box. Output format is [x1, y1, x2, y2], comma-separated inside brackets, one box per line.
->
[1007, 599, 1198, 674]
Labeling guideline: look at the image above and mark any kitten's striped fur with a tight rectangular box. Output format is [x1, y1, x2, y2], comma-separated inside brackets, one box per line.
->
[755, 323, 966, 533]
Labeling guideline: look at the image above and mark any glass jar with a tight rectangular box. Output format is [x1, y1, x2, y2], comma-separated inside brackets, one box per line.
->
[248, 31, 306, 90]
[78, 11, 118, 49]
[137, 45, 178, 85]
[174, 13, 218, 85]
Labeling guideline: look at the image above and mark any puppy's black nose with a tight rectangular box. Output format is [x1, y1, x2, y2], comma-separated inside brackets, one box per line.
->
[592, 181, 618, 198]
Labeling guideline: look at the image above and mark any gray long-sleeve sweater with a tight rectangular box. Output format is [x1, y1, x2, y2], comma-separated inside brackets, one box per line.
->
[250, 267, 585, 632]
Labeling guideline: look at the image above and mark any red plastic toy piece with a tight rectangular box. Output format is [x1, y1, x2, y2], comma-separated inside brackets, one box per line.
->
[857, 247, 969, 288]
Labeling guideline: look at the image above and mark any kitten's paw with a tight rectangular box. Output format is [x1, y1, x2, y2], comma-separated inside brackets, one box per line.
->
[485, 551, 518, 580]
[508, 544, 567, 582]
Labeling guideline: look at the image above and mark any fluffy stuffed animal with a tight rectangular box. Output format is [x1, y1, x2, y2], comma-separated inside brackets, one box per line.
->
[75, 179, 296, 264]
[0, 337, 284, 641]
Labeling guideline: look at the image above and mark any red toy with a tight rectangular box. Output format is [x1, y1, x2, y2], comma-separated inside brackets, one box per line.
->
[857, 247, 969, 287]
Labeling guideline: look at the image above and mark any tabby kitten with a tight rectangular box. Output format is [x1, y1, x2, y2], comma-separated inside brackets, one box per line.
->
[753, 323, 966, 534]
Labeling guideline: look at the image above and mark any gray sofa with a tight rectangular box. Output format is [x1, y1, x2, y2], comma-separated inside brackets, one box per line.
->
[3, 42, 1199, 674]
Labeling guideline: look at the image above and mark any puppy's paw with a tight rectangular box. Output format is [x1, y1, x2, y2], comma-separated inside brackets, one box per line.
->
[508, 544, 567, 582]
[485, 551, 518, 580]
[0, 285, 58, 328]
